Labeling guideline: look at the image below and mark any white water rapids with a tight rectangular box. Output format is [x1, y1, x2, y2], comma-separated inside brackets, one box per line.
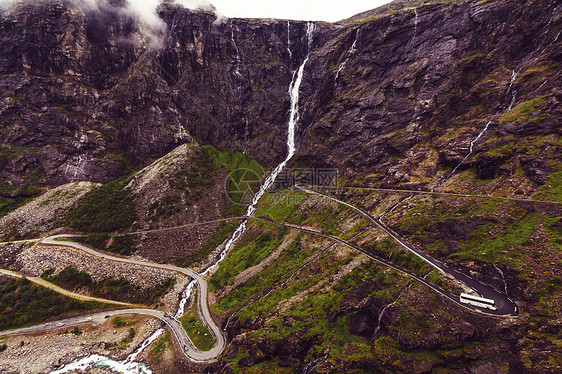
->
[50, 23, 315, 374]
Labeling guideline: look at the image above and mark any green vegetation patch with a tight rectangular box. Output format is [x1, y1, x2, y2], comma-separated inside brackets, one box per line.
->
[533, 171, 562, 202]
[155, 144, 263, 220]
[257, 189, 352, 236]
[394, 195, 544, 265]
[0, 195, 31, 218]
[462, 50, 486, 62]
[454, 212, 539, 263]
[112, 316, 137, 328]
[543, 217, 561, 250]
[222, 258, 410, 371]
[204, 145, 264, 216]
[179, 295, 215, 351]
[75, 234, 136, 255]
[151, 331, 171, 355]
[0, 277, 103, 331]
[500, 96, 549, 123]
[209, 223, 288, 292]
[65, 176, 136, 233]
[41, 266, 175, 306]
[147, 194, 181, 221]
[255, 190, 307, 222]
[213, 234, 319, 316]
[362, 239, 432, 277]
[521, 63, 560, 82]
[168, 146, 218, 205]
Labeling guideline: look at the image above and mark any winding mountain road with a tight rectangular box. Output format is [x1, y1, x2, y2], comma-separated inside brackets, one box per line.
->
[0, 190, 518, 363]
[0, 308, 215, 361]
[295, 186, 518, 316]
[337, 186, 562, 205]
[38, 235, 226, 362]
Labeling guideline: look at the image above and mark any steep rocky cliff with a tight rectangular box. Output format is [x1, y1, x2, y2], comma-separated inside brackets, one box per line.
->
[297, 0, 561, 194]
[0, 0, 560, 199]
[0, 0, 320, 198]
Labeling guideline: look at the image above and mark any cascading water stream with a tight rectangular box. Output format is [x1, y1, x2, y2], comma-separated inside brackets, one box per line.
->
[506, 69, 519, 112]
[451, 120, 491, 175]
[433, 12, 559, 192]
[433, 115, 493, 191]
[50, 281, 197, 374]
[231, 22, 242, 84]
[230, 21, 250, 153]
[380, 194, 413, 223]
[306, 22, 315, 54]
[373, 285, 412, 336]
[413, 8, 418, 39]
[51, 23, 315, 374]
[202, 22, 314, 277]
[334, 28, 359, 87]
[287, 20, 292, 61]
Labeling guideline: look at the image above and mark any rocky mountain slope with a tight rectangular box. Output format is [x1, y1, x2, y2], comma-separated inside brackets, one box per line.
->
[0, 0, 560, 373]
[1, 0, 560, 198]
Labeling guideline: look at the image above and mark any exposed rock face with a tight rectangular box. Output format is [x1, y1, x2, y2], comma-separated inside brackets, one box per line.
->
[0, 181, 96, 240]
[0, 0, 321, 197]
[0, 0, 560, 198]
[296, 0, 561, 190]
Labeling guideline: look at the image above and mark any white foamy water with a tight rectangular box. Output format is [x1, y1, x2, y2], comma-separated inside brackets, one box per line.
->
[50, 326, 165, 374]
[334, 28, 359, 86]
[201, 22, 314, 277]
[287, 20, 292, 60]
[50, 278, 197, 374]
[175, 279, 196, 318]
[50, 23, 316, 374]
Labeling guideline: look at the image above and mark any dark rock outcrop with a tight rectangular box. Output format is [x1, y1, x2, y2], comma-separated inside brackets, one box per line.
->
[1, 0, 560, 198]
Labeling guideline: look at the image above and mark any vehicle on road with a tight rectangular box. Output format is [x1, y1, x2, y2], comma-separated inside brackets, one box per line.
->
[56, 322, 65, 327]
[183, 345, 189, 352]
[85, 317, 92, 321]
[459, 293, 497, 310]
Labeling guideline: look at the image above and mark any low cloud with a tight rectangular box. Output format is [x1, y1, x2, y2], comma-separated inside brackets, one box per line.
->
[0, 0, 218, 48]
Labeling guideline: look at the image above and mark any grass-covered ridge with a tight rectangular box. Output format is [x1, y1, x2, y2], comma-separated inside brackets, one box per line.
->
[203, 145, 263, 216]
[179, 295, 215, 351]
[177, 221, 239, 268]
[209, 223, 288, 292]
[65, 175, 137, 233]
[41, 266, 175, 306]
[0, 276, 104, 332]
[74, 234, 136, 256]
[0, 195, 31, 218]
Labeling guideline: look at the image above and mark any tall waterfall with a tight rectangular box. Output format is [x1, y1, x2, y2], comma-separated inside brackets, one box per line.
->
[202, 23, 315, 277]
[50, 23, 316, 374]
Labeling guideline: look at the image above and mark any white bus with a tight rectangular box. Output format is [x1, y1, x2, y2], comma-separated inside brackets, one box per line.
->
[459, 293, 497, 311]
